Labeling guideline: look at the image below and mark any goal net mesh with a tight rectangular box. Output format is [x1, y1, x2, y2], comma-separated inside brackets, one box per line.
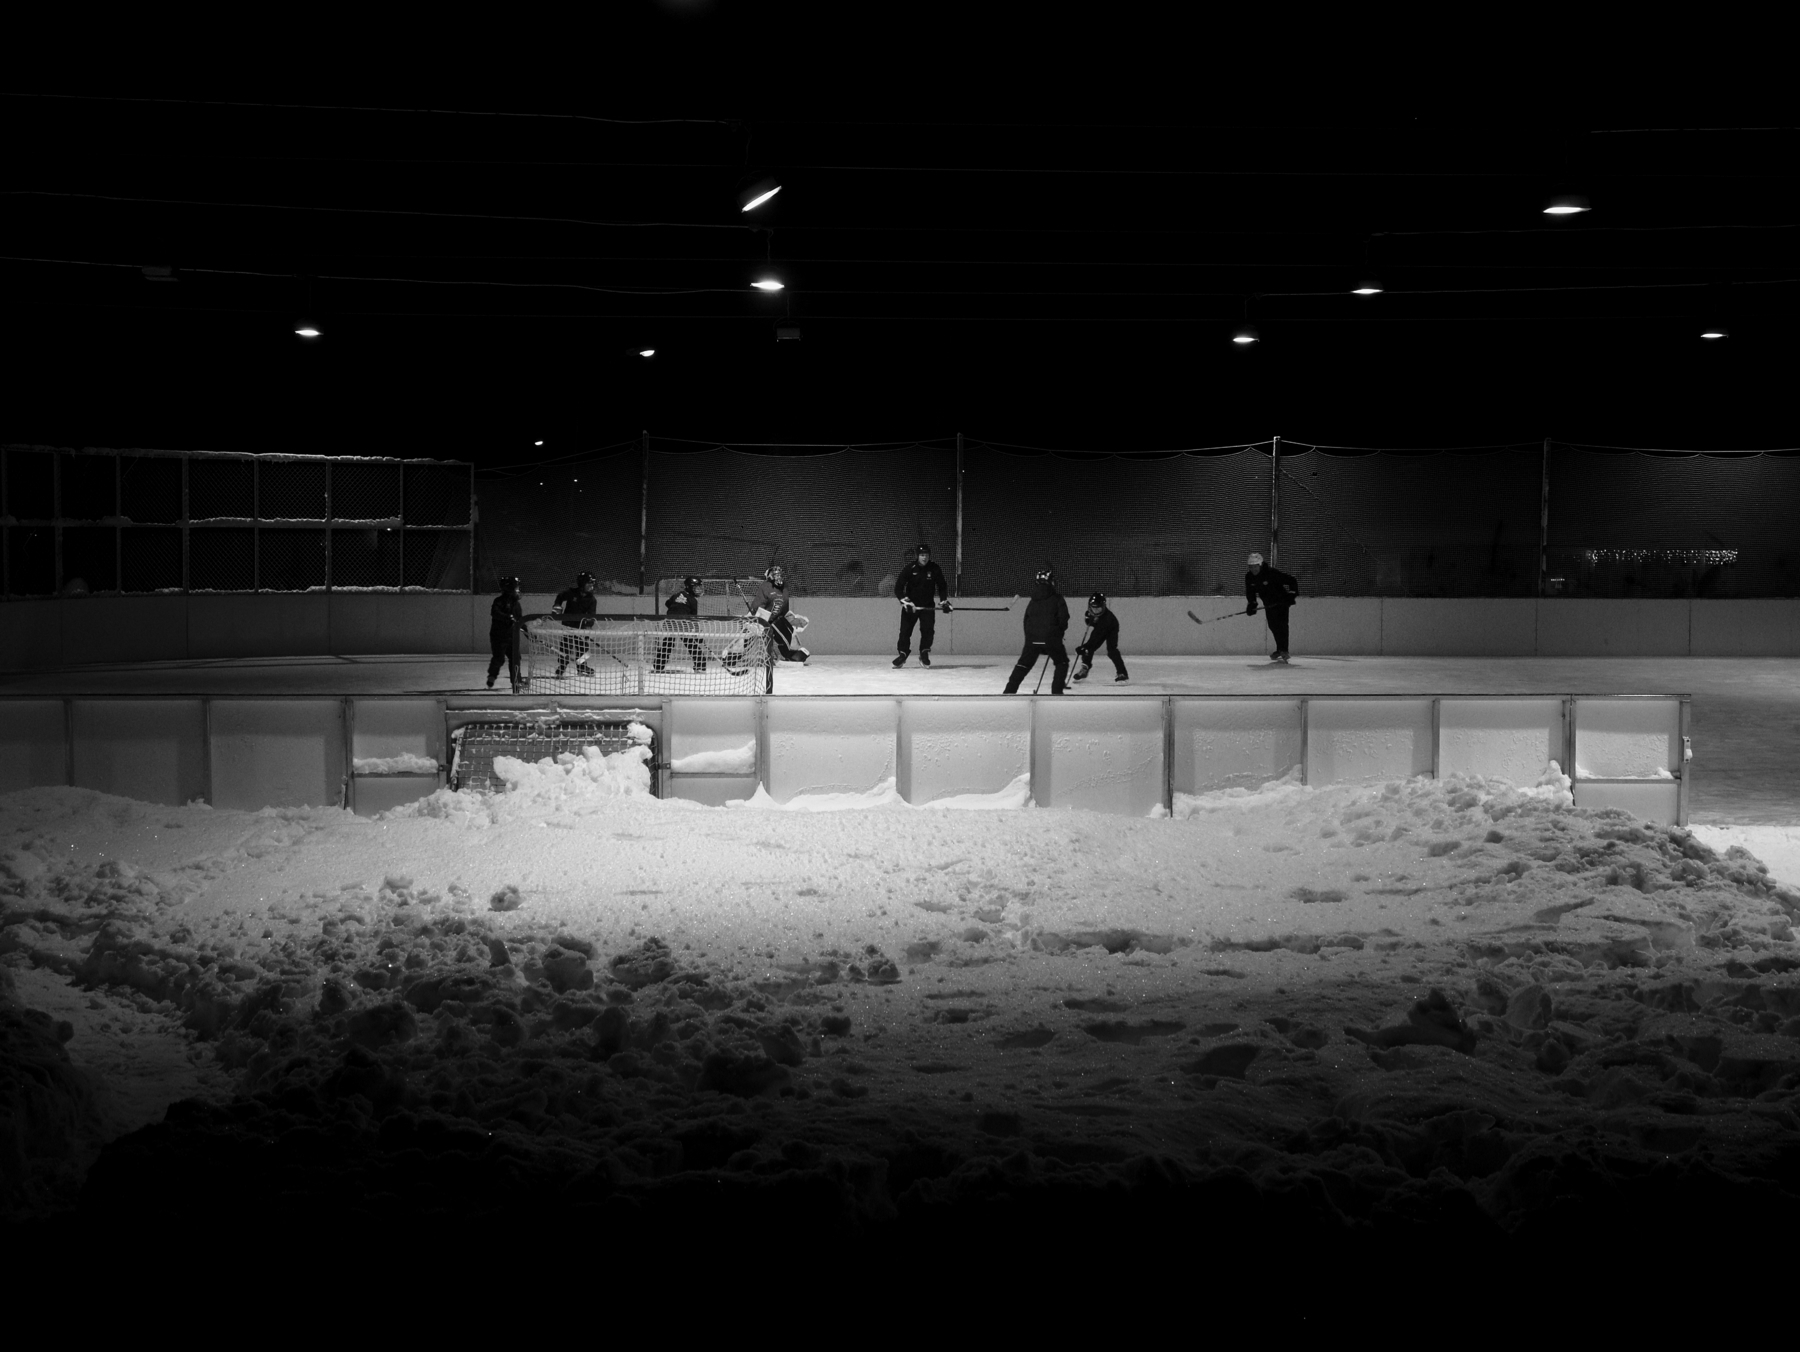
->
[519, 616, 772, 695]
[652, 576, 762, 617]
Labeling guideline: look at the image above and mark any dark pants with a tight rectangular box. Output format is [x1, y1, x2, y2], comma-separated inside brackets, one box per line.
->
[770, 616, 807, 662]
[486, 628, 519, 688]
[553, 630, 590, 676]
[1263, 605, 1290, 654]
[1004, 639, 1068, 694]
[1079, 634, 1127, 677]
[653, 620, 706, 672]
[897, 605, 936, 657]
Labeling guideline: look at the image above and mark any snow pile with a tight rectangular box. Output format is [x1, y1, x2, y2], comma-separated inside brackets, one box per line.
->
[726, 772, 1033, 812]
[671, 741, 756, 774]
[353, 753, 439, 774]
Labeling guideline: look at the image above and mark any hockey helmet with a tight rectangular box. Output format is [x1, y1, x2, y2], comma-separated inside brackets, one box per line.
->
[576, 569, 597, 589]
[1246, 553, 1264, 568]
[683, 575, 702, 589]
[1034, 566, 1055, 585]
[1087, 592, 1107, 609]
[765, 564, 786, 585]
[499, 575, 521, 594]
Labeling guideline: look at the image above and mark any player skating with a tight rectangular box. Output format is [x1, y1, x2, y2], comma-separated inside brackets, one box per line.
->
[1072, 592, 1128, 683]
[892, 543, 950, 668]
[1002, 567, 1070, 695]
[485, 575, 524, 692]
[550, 570, 599, 678]
[653, 575, 707, 674]
[1245, 552, 1300, 662]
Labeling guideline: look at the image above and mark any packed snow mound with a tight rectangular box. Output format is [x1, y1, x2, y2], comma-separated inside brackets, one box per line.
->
[725, 773, 1033, 811]
[1174, 761, 1573, 820]
[671, 741, 755, 774]
[353, 753, 438, 775]
[389, 739, 677, 825]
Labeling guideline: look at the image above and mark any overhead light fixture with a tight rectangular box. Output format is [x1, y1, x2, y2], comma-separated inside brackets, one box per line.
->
[141, 265, 177, 283]
[294, 320, 321, 339]
[1543, 193, 1591, 216]
[1699, 326, 1728, 341]
[534, 440, 545, 446]
[1231, 324, 1260, 345]
[1351, 278, 1383, 296]
[752, 277, 785, 292]
[737, 175, 782, 213]
[638, 348, 656, 358]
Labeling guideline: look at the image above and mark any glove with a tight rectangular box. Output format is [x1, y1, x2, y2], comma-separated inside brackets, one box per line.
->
[939, 602, 952, 613]
[1246, 604, 1257, 616]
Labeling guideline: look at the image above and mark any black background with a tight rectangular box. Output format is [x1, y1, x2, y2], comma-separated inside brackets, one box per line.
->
[4, 6, 1794, 466]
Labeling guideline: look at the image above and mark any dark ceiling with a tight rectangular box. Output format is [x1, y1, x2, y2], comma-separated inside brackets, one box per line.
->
[4, 9, 1795, 465]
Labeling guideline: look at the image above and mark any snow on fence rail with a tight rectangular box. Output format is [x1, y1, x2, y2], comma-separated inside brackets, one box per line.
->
[0, 692, 1692, 825]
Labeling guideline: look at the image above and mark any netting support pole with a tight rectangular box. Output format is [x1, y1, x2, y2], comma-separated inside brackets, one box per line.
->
[954, 431, 964, 597]
[52, 447, 62, 594]
[114, 454, 123, 596]
[1538, 437, 1551, 597]
[1268, 435, 1281, 568]
[324, 459, 333, 594]
[638, 429, 651, 595]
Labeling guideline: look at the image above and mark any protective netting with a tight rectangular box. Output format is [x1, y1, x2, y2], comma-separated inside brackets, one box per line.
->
[642, 445, 958, 601]
[1278, 446, 1542, 597]
[473, 451, 643, 594]
[518, 617, 774, 695]
[1547, 448, 1800, 598]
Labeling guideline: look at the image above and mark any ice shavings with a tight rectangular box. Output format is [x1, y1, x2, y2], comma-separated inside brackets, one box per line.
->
[353, 753, 439, 775]
[671, 741, 755, 774]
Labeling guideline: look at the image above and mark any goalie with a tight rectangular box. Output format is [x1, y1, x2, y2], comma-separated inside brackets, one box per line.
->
[742, 563, 809, 665]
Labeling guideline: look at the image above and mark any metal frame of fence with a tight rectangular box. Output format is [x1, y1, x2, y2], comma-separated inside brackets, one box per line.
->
[1, 445, 475, 598]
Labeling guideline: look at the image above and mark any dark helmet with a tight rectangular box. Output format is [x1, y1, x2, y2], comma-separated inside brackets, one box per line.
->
[499, 576, 521, 594]
[576, 570, 597, 588]
[683, 575, 702, 589]
[765, 563, 786, 585]
[1087, 592, 1106, 609]
[1034, 567, 1054, 585]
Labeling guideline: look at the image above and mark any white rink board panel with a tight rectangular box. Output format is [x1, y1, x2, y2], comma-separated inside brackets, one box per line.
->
[351, 698, 445, 764]
[1574, 780, 1680, 825]
[0, 700, 68, 794]
[1306, 699, 1434, 785]
[1034, 699, 1165, 815]
[352, 774, 441, 817]
[766, 699, 898, 803]
[665, 698, 758, 768]
[666, 775, 760, 807]
[210, 699, 344, 810]
[71, 699, 207, 806]
[1439, 698, 1564, 784]
[1172, 698, 1303, 794]
[1575, 698, 1680, 779]
[902, 698, 1031, 805]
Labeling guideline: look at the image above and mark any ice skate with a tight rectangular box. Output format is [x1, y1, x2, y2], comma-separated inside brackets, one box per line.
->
[892, 654, 908, 668]
[920, 652, 931, 667]
[1114, 672, 1130, 682]
[1072, 663, 1091, 682]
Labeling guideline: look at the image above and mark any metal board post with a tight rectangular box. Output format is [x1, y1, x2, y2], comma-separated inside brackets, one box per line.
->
[1028, 695, 1041, 806]
[114, 454, 123, 594]
[1678, 697, 1692, 827]
[1162, 695, 1175, 814]
[755, 696, 770, 796]
[1430, 697, 1442, 779]
[64, 697, 75, 787]
[895, 699, 911, 804]
[954, 431, 964, 597]
[1297, 696, 1309, 785]
[201, 698, 214, 805]
[341, 695, 355, 810]
[1564, 697, 1578, 785]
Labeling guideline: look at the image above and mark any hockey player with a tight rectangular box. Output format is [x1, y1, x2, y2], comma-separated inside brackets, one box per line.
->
[892, 543, 949, 668]
[551, 570, 599, 678]
[1245, 552, 1300, 662]
[747, 564, 809, 665]
[1002, 567, 1070, 695]
[653, 575, 707, 673]
[1072, 592, 1128, 683]
[485, 576, 524, 691]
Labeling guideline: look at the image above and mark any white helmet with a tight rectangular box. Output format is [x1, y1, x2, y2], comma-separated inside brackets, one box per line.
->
[1247, 553, 1264, 567]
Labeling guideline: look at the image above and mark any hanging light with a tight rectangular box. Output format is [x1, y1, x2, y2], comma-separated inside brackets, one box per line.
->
[294, 320, 322, 339]
[737, 175, 782, 212]
[638, 348, 656, 358]
[1699, 325, 1728, 341]
[752, 276, 785, 292]
[1350, 278, 1383, 296]
[1543, 193, 1591, 216]
[1231, 324, 1260, 345]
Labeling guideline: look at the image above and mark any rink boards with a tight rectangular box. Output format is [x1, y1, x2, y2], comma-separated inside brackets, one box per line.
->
[0, 692, 1691, 825]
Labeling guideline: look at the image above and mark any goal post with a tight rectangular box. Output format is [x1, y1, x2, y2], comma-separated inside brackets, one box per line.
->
[517, 614, 773, 695]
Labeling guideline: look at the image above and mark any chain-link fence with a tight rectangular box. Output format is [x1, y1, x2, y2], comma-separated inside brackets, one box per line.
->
[471, 438, 1800, 600]
[1, 447, 473, 597]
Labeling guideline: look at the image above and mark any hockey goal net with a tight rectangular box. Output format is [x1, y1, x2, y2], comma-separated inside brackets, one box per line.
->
[519, 615, 773, 694]
[653, 575, 761, 617]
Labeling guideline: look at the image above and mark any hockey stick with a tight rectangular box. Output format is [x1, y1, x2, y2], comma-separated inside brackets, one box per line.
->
[1187, 609, 1248, 626]
[1033, 654, 1050, 694]
[900, 596, 1015, 612]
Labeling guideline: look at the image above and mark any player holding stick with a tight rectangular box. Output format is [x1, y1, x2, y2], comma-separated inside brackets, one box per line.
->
[892, 544, 950, 668]
[1002, 567, 1070, 695]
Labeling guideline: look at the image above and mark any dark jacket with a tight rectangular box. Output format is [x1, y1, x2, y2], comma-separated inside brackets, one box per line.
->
[749, 577, 791, 624]
[1080, 606, 1119, 651]
[1245, 565, 1299, 612]
[1022, 582, 1070, 643]
[664, 585, 700, 618]
[489, 592, 523, 636]
[896, 560, 948, 608]
[554, 586, 598, 627]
